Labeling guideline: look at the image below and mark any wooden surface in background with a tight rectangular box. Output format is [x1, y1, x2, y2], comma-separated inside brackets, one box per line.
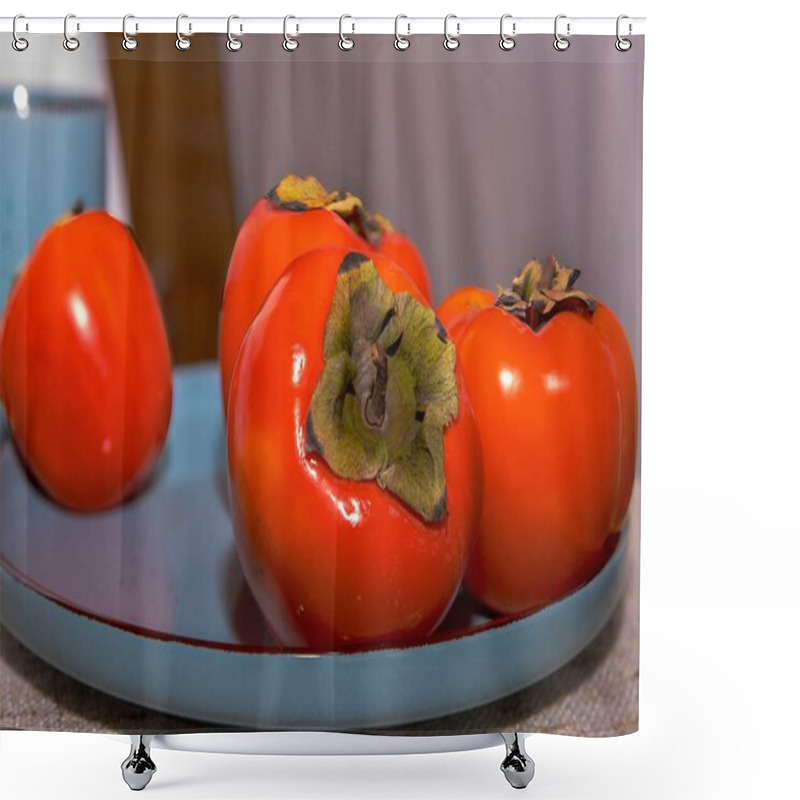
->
[107, 35, 237, 364]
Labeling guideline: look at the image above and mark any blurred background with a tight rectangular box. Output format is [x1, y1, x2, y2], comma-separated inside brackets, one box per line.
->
[1, 32, 641, 375]
[1, 34, 237, 363]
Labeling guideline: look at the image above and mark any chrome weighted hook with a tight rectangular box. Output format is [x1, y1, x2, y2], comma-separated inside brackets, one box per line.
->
[339, 14, 354, 51]
[499, 14, 516, 51]
[122, 14, 138, 51]
[63, 13, 79, 51]
[616, 14, 632, 51]
[227, 15, 242, 51]
[175, 14, 191, 50]
[443, 14, 460, 51]
[394, 14, 410, 51]
[554, 14, 570, 52]
[12, 14, 28, 52]
[283, 15, 299, 51]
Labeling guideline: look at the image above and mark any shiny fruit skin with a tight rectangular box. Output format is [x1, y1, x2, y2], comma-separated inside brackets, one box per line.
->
[376, 230, 433, 305]
[0, 211, 172, 511]
[455, 307, 622, 615]
[219, 198, 369, 417]
[436, 286, 496, 339]
[219, 200, 434, 419]
[437, 285, 496, 330]
[591, 303, 638, 531]
[227, 247, 481, 649]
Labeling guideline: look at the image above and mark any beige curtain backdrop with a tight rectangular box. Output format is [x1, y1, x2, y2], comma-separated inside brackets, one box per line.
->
[219, 34, 643, 378]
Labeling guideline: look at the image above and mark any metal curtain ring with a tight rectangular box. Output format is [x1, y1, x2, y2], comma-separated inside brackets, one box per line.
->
[443, 14, 460, 51]
[122, 14, 138, 51]
[227, 15, 242, 51]
[12, 14, 29, 51]
[63, 13, 80, 51]
[176, 14, 191, 51]
[283, 15, 298, 51]
[339, 14, 354, 51]
[499, 14, 515, 51]
[616, 14, 632, 52]
[554, 14, 570, 51]
[394, 15, 410, 50]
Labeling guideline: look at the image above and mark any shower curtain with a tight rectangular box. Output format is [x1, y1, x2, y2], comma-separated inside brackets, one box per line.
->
[0, 26, 643, 741]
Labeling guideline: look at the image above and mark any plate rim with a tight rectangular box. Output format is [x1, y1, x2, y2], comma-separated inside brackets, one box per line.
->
[1, 529, 627, 728]
[0, 528, 626, 659]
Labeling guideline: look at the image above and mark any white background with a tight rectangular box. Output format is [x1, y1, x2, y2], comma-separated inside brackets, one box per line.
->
[2, 1, 799, 798]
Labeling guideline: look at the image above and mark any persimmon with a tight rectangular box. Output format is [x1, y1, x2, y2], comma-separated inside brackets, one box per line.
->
[436, 286, 495, 339]
[452, 256, 637, 614]
[0, 210, 172, 511]
[227, 247, 480, 649]
[219, 176, 432, 417]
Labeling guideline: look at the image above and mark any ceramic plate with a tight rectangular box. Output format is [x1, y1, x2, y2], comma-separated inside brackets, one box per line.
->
[1, 364, 627, 729]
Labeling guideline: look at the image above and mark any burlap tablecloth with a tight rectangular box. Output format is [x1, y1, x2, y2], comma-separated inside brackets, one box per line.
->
[1, 491, 639, 737]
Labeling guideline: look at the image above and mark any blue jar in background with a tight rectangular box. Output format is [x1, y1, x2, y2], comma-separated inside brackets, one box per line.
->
[0, 86, 106, 310]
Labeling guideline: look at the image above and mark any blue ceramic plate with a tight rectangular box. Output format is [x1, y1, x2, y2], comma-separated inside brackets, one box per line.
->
[0, 364, 627, 730]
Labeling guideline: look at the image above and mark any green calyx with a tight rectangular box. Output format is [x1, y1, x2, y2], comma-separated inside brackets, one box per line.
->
[495, 254, 596, 330]
[305, 254, 458, 523]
